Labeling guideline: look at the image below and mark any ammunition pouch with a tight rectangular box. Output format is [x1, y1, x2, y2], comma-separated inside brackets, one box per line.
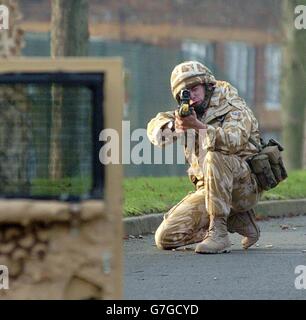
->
[247, 139, 288, 191]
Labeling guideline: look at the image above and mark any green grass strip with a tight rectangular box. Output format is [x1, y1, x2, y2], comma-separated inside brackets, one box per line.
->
[123, 170, 306, 217]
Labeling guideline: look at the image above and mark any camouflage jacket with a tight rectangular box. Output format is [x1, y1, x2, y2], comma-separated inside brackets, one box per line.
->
[147, 81, 261, 183]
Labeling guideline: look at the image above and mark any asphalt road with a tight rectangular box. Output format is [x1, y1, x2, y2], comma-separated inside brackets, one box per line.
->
[124, 215, 306, 300]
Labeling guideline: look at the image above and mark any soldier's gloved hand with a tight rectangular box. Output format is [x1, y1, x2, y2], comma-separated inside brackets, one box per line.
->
[175, 110, 207, 132]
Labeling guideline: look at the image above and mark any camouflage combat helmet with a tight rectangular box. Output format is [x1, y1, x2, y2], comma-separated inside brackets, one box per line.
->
[170, 61, 216, 101]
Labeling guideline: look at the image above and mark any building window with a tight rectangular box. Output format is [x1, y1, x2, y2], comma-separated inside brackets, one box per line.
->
[181, 40, 214, 67]
[265, 44, 281, 110]
[224, 42, 255, 106]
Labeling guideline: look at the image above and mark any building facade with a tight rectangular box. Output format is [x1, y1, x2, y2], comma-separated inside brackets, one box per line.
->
[19, 0, 284, 175]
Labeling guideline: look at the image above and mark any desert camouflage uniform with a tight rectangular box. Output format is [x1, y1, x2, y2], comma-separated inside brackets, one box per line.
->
[147, 80, 261, 249]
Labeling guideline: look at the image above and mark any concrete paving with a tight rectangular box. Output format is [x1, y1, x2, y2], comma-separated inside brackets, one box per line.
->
[124, 215, 306, 300]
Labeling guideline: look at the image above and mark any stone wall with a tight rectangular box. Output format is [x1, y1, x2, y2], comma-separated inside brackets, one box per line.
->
[0, 200, 118, 299]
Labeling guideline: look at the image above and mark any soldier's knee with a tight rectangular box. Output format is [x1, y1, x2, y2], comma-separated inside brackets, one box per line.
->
[155, 230, 170, 250]
[155, 239, 172, 250]
[154, 224, 176, 250]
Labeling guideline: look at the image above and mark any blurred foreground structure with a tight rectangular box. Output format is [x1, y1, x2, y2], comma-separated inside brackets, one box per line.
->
[0, 0, 123, 300]
[0, 1, 124, 297]
[0, 57, 124, 299]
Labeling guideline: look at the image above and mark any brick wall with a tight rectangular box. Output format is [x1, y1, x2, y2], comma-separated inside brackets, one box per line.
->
[20, 0, 281, 33]
[19, 0, 283, 135]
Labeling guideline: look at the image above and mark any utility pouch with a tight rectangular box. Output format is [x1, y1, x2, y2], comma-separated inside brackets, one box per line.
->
[261, 146, 286, 182]
[247, 138, 288, 191]
[248, 153, 277, 191]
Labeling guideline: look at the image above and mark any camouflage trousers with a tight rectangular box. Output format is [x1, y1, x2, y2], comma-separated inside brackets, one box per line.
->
[155, 151, 260, 249]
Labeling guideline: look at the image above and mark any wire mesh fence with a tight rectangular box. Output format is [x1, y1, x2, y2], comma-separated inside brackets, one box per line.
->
[0, 81, 97, 199]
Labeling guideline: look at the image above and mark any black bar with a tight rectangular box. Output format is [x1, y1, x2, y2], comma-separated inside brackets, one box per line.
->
[91, 77, 105, 199]
[0, 72, 103, 85]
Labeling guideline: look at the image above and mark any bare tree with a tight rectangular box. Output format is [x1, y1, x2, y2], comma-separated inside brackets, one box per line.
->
[281, 0, 306, 170]
[49, 0, 89, 180]
[51, 0, 89, 57]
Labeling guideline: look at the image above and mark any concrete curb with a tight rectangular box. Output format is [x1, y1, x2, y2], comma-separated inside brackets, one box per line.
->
[255, 199, 306, 218]
[123, 199, 306, 236]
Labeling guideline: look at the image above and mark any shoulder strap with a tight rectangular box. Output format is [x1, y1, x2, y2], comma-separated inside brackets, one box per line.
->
[249, 136, 265, 152]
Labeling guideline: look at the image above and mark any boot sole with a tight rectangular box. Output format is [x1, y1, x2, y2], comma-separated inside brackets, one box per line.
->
[195, 247, 231, 254]
[242, 236, 259, 250]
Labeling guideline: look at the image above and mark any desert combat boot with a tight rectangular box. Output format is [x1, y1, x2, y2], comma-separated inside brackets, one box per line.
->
[227, 209, 260, 249]
[195, 215, 231, 254]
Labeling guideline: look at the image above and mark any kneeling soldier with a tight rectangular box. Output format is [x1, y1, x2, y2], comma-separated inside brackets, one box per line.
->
[147, 61, 261, 254]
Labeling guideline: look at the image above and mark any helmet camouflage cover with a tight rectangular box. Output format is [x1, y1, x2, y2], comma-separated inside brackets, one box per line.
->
[170, 61, 216, 100]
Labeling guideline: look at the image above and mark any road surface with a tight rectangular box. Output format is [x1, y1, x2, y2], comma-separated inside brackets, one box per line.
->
[124, 215, 306, 300]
